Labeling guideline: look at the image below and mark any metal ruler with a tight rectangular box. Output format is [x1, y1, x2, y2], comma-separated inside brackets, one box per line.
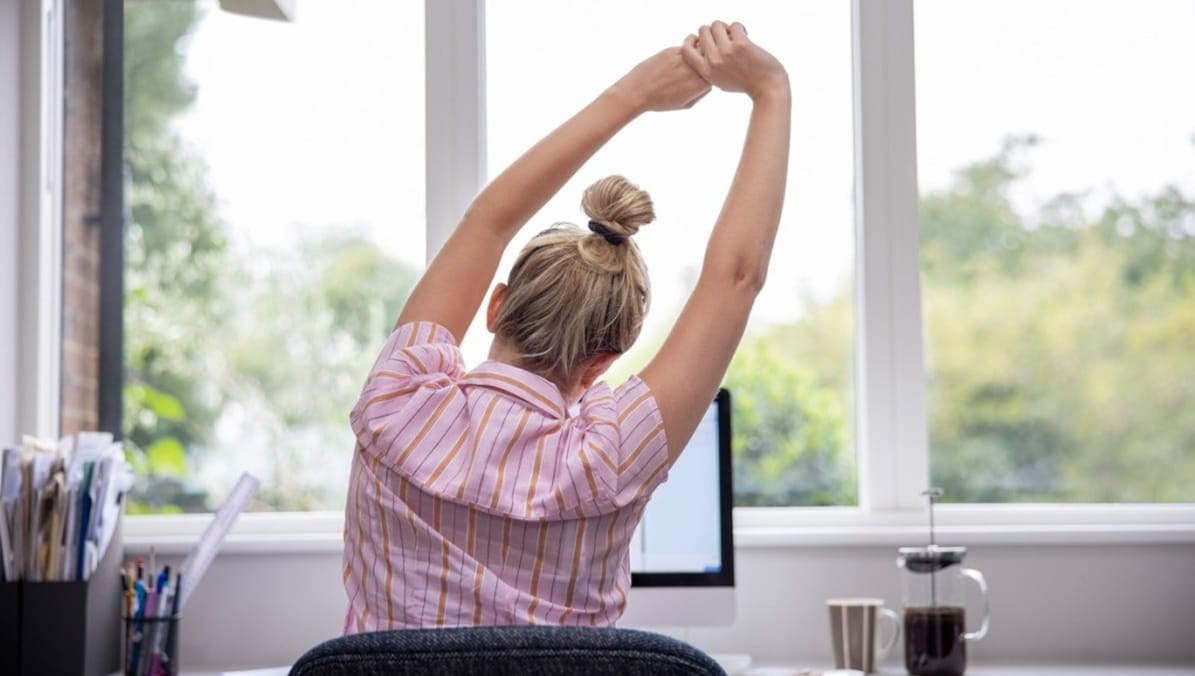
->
[179, 472, 260, 608]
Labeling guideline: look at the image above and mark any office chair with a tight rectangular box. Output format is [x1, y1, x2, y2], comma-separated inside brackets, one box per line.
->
[290, 625, 728, 676]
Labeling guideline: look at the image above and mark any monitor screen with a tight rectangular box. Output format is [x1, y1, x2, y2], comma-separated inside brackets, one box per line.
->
[629, 388, 733, 587]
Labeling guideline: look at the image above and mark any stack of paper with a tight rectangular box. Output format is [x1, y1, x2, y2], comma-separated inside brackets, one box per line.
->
[0, 432, 134, 582]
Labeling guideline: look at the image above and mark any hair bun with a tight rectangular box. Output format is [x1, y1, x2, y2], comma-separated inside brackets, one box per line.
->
[581, 175, 655, 240]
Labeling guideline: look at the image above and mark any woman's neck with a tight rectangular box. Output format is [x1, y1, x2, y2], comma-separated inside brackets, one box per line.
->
[487, 338, 583, 406]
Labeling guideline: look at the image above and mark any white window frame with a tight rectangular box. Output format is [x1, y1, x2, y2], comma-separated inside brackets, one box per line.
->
[110, 0, 1195, 553]
[7, 0, 64, 445]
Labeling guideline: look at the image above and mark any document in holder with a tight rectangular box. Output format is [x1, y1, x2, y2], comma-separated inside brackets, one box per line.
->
[0, 448, 20, 580]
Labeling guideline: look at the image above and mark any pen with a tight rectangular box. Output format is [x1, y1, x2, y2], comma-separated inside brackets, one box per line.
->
[158, 572, 183, 674]
[148, 581, 175, 676]
[130, 580, 147, 675]
[152, 578, 172, 675]
[124, 582, 136, 670]
[140, 587, 158, 676]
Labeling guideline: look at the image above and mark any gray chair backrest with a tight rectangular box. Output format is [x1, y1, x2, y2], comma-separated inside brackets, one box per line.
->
[290, 626, 728, 676]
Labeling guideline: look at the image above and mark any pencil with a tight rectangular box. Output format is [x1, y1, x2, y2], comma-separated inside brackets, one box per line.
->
[160, 572, 183, 668]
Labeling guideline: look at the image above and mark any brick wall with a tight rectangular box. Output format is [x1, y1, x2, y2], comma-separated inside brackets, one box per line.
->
[60, 0, 105, 436]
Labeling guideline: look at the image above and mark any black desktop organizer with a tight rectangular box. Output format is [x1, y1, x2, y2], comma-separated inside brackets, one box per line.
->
[0, 519, 123, 676]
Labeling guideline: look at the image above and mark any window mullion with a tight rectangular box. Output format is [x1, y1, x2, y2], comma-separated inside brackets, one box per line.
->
[851, 0, 927, 512]
[10, 0, 65, 440]
[424, 0, 486, 264]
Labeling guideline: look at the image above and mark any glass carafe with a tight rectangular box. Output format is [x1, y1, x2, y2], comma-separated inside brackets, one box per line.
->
[897, 545, 990, 676]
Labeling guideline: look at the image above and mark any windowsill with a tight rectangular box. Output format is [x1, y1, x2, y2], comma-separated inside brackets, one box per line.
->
[734, 504, 1195, 546]
[122, 504, 1195, 556]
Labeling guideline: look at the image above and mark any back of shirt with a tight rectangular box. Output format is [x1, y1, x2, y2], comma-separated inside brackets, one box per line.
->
[342, 321, 671, 632]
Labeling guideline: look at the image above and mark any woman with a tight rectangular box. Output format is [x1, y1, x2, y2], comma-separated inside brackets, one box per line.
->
[344, 21, 790, 632]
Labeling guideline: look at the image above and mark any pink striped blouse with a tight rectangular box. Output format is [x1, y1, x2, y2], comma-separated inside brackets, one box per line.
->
[342, 321, 671, 633]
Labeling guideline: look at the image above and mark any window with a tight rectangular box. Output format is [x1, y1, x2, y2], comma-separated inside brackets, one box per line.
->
[482, 0, 858, 507]
[123, 0, 425, 512]
[915, 0, 1195, 502]
[88, 0, 1189, 531]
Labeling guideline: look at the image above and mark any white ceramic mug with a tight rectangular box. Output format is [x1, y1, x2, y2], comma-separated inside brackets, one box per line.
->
[826, 597, 901, 674]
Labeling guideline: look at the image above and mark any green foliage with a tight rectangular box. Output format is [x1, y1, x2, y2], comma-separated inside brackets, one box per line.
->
[123, 2, 1193, 509]
[145, 438, 187, 477]
[125, 2, 198, 142]
[123, 1, 224, 512]
[720, 134, 1194, 506]
[725, 338, 854, 506]
[123, 3, 417, 512]
[125, 382, 185, 423]
[126, 501, 183, 516]
[920, 137, 1195, 502]
[213, 233, 415, 510]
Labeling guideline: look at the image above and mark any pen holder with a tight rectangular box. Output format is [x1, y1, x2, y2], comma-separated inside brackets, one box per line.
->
[122, 613, 181, 676]
[0, 582, 19, 675]
[19, 517, 124, 675]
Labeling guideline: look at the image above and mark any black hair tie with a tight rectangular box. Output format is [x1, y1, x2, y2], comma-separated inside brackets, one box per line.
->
[588, 220, 627, 246]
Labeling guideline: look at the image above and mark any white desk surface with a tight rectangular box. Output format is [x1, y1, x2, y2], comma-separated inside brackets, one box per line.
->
[203, 661, 1195, 676]
[742, 664, 1194, 676]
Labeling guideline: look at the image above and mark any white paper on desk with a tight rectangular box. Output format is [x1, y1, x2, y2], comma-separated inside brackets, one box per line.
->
[91, 451, 132, 578]
[93, 491, 123, 575]
[56, 434, 74, 466]
[83, 542, 97, 580]
[0, 448, 20, 581]
[1, 448, 21, 498]
[0, 505, 12, 581]
[74, 431, 113, 458]
[10, 452, 28, 580]
[33, 462, 66, 581]
[28, 450, 53, 490]
[45, 471, 69, 580]
[86, 457, 110, 539]
[21, 435, 57, 455]
[59, 484, 79, 580]
[25, 452, 56, 580]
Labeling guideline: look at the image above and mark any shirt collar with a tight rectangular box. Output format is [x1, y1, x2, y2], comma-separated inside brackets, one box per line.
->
[461, 360, 568, 419]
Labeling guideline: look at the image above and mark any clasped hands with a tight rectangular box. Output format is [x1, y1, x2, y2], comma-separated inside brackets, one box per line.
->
[615, 20, 789, 114]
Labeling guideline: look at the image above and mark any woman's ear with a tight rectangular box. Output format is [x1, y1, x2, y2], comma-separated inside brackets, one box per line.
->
[485, 283, 508, 333]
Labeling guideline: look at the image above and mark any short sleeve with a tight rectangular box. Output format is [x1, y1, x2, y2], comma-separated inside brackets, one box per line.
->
[574, 376, 670, 508]
[349, 321, 465, 455]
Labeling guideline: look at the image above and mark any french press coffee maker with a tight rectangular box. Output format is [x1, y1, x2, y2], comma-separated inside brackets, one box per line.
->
[897, 489, 990, 676]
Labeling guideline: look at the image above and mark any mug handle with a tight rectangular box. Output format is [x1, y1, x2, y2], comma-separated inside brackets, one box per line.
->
[875, 606, 901, 659]
[961, 567, 990, 641]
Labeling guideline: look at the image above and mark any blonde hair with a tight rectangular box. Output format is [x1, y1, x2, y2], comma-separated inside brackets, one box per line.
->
[494, 175, 654, 385]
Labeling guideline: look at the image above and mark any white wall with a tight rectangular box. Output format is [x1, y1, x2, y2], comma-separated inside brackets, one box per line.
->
[151, 542, 1195, 670]
[0, 0, 20, 446]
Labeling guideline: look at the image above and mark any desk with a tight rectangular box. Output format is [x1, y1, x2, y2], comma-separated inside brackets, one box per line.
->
[743, 664, 1195, 676]
[141, 661, 1195, 675]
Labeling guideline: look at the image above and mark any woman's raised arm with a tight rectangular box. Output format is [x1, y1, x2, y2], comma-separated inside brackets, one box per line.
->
[640, 22, 792, 463]
[394, 48, 710, 342]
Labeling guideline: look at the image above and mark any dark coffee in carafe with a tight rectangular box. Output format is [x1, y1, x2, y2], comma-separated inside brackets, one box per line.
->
[904, 606, 966, 676]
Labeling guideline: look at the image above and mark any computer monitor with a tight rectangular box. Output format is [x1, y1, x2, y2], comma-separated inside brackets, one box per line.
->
[621, 388, 735, 627]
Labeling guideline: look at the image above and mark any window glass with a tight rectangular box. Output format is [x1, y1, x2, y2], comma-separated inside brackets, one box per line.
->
[483, 1, 857, 506]
[916, 0, 1195, 502]
[124, 1, 425, 512]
